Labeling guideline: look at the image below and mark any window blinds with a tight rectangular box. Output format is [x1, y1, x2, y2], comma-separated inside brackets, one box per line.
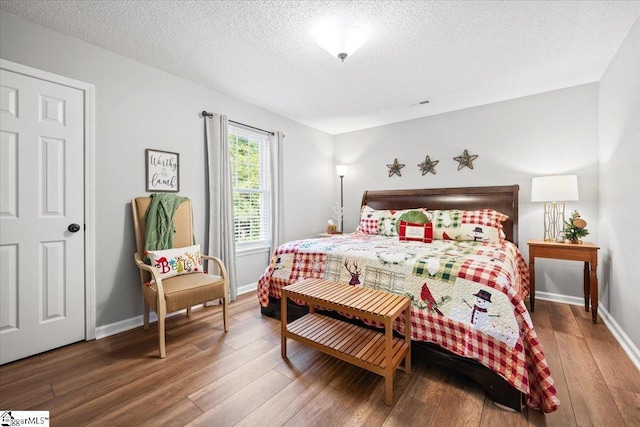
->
[228, 126, 271, 245]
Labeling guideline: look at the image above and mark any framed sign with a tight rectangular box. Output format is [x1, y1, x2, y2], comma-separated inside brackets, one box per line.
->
[145, 149, 179, 192]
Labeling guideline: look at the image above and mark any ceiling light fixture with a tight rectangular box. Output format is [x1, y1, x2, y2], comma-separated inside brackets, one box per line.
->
[316, 24, 367, 62]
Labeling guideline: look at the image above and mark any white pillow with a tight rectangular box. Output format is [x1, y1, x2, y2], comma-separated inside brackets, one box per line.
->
[145, 244, 204, 280]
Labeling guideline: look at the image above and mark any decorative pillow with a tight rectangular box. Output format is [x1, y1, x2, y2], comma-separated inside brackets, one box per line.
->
[398, 220, 433, 243]
[398, 209, 430, 224]
[145, 244, 204, 280]
[356, 206, 380, 234]
[428, 209, 508, 243]
[377, 212, 400, 236]
[357, 206, 431, 236]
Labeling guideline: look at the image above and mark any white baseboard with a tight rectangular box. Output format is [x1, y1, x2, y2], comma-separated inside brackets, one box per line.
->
[237, 282, 258, 295]
[95, 288, 640, 372]
[597, 304, 640, 372]
[535, 291, 584, 306]
[536, 291, 640, 372]
[95, 310, 178, 339]
[95, 284, 258, 339]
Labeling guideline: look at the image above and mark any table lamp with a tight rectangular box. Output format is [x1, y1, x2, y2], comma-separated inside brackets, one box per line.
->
[531, 175, 579, 241]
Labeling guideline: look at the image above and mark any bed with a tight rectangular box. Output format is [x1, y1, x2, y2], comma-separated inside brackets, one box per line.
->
[258, 185, 559, 413]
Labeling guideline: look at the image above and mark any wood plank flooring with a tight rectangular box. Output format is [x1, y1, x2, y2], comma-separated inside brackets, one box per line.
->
[1, 292, 638, 426]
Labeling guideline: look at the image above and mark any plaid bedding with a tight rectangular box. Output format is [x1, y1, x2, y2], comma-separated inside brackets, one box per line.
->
[258, 232, 559, 413]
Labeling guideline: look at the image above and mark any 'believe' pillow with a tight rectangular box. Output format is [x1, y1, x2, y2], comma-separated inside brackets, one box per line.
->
[398, 220, 433, 243]
[145, 244, 203, 280]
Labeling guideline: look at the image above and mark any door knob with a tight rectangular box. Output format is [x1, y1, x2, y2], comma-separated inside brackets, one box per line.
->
[68, 223, 81, 233]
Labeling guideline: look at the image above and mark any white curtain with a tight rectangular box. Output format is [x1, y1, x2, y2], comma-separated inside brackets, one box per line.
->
[205, 113, 237, 301]
[269, 131, 285, 250]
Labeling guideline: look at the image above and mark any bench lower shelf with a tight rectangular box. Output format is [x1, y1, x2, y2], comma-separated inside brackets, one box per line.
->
[285, 313, 409, 376]
[267, 294, 524, 411]
[281, 278, 412, 405]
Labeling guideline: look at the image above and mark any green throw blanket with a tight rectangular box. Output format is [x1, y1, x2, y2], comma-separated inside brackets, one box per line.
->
[144, 193, 189, 253]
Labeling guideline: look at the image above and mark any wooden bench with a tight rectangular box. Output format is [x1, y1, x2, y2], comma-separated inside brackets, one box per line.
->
[281, 278, 411, 405]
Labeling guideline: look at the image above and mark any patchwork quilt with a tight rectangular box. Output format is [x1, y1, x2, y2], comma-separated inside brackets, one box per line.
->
[258, 232, 559, 413]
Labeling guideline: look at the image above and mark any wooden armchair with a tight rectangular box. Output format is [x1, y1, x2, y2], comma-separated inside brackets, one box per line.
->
[131, 197, 229, 358]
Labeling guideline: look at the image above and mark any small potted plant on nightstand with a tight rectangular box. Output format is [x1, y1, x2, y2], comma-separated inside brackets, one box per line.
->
[563, 210, 589, 244]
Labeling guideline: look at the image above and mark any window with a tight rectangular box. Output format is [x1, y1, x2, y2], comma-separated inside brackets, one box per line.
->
[228, 125, 270, 247]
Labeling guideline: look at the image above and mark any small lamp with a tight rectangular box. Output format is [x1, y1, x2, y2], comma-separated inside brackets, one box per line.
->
[336, 165, 349, 232]
[531, 175, 579, 241]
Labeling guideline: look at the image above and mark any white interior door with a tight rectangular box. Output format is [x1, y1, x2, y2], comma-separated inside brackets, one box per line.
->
[0, 69, 86, 364]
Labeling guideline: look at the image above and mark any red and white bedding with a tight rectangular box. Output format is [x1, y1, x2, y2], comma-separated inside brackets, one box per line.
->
[258, 232, 559, 412]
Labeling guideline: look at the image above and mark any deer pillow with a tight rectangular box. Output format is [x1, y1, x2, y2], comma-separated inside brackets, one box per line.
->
[145, 244, 204, 280]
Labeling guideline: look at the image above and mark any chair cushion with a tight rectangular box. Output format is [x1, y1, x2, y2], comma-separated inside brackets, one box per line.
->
[145, 244, 203, 280]
[143, 273, 225, 313]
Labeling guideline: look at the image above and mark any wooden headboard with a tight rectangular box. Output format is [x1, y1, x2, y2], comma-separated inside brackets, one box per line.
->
[360, 185, 520, 246]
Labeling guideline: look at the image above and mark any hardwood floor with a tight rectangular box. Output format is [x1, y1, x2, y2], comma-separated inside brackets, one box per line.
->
[1, 292, 638, 426]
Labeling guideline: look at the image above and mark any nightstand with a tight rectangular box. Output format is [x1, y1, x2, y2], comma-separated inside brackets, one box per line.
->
[527, 240, 600, 323]
[318, 232, 343, 237]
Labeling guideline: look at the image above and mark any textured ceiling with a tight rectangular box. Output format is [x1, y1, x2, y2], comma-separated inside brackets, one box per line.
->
[2, 1, 639, 135]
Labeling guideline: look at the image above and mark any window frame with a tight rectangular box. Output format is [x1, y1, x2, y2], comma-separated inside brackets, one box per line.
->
[228, 124, 271, 251]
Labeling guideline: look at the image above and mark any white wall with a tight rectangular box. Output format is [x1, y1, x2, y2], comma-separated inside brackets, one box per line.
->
[0, 12, 334, 327]
[599, 17, 640, 350]
[334, 84, 600, 298]
[3, 9, 634, 350]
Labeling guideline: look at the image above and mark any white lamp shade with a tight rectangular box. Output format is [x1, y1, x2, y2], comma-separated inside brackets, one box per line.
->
[531, 175, 579, 202]
[316, 25, 366, 60]
[336, 165, 349, 177]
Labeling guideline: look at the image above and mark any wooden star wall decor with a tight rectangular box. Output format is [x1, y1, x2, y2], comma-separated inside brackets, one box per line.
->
[418, 155, 439, 175]
[453, 149, 478, 170]
[386, 158, 405, 177]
